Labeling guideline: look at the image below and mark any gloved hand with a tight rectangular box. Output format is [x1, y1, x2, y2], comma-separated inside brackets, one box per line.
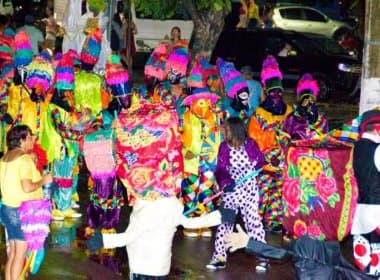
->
[223, 184, 235, 193]
[219, 206, 237, 224]
[86, 230, 104, 253]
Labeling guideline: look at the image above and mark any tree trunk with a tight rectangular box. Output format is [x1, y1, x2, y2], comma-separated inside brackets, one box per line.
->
[183, 0, 228, 62]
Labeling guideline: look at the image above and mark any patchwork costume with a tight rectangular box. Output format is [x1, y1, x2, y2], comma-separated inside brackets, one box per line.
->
[247, 56, 292, 230]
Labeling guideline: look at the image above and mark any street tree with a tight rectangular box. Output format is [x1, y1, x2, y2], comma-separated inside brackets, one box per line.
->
[133, 0, 231, 60]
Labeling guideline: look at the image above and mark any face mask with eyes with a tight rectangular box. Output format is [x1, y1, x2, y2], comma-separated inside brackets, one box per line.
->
[190, 98, 212, 119]
[167, 68, 182, 84]
[14, 66, 27, 85]
[297, 94, 318, 123]
[231, 87, 250, 111]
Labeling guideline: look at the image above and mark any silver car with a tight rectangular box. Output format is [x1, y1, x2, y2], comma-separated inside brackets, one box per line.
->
[272, 5, 352, 40]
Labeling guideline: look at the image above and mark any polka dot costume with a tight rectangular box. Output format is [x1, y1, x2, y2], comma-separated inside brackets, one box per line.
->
[211, 144, 265, 262]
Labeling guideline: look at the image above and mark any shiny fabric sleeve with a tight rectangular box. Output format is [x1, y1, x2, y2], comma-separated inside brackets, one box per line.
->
[215, 142, 234, 188]
[246, 138, 266, 169]
[247, 115, 276, 151]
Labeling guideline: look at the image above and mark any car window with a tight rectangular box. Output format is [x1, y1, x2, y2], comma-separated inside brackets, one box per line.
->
[303, 8, 326, 22]
[279, 8, 303, 20]
[309, 36, 349, 55]
[262, 36, 285, 55]
[290, 37, 324, 56]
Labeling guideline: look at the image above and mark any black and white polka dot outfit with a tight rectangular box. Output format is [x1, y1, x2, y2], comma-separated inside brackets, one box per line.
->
[211, 144, 265, 262]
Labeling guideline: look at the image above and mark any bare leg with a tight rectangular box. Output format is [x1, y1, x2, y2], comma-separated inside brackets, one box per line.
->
[10, 240, 28, 280]
[5, 240, 15, 280]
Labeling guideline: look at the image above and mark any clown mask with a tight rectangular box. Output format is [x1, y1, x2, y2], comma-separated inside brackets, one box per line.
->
[190, 98, 212, 119]
[231, 87, 250, 111]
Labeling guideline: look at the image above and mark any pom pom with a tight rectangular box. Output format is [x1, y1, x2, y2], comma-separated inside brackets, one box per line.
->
[260, 55, 283, 85]
[55, 52, 75, 91]
[80, 28, 102, 70]
[26, 52, 55, 97]
[14, 30, 33, 68]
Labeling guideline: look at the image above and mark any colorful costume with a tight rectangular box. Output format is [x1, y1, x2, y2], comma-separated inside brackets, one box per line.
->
[282, 74, 329, 140]
[352, 109, 380, 276]
[210, 138, 266, 263]
[180, 87, 222, 237]
[87, 99, 231, 278]
[247, 56, 292, 230]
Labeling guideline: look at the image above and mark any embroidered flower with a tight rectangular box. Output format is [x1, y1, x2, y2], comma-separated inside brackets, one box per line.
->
[283, 177, 301, 215]
[293, 219, 307, 237]
[315, 173, 337, 202]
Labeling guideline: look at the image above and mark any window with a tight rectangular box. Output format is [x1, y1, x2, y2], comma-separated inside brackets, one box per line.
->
[303, 9, 326, 22]
[280, 8, 302, 20]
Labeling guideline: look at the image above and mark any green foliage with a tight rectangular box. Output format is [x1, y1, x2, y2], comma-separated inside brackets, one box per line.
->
[288, 163, 299, 178]
[133, 0, 230, 20]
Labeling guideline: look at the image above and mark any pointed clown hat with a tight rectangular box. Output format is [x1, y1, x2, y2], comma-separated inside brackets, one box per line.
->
[14, 30, 33, 69]
[105, 54, 131, 96]
[165, 45, 190, 84]
[182, 87, 220, 106]
[144, 42, 170, 81]
[187, 56, 218, 89]
[80, 28, 102, 71]
[26, 50, 55, 99]
[217, 57, 248, 99]
[261, 55, 283, 93]
[296, 73, 319, 100]
[55, 52, 75, 91]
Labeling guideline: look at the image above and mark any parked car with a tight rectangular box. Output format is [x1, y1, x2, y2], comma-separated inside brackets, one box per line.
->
[210, 28, 361, 100]
[272, 4, 352, 40]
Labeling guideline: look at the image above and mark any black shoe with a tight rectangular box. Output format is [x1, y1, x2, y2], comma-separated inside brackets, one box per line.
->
[206, 260, 226, 270]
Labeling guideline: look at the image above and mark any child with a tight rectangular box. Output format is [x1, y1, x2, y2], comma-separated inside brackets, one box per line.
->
[206, 117, 268, 271]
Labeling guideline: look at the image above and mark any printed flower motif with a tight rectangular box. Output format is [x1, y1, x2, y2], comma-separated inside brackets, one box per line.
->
[128, 166, 154, 191]
[283, 178, 301, 215]
[288, 147, 307, 165]
[315, 173, 337, 202]
[308, 222, 323, 238]
[313, 149, 329, 160]
[293, 219, 307, 237]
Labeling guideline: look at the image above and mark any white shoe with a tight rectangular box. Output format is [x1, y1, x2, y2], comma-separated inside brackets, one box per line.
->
[71, 201, 80, 209]
[63, 208, 82, 219]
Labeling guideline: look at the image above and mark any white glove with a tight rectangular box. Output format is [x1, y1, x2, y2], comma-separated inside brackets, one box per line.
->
[224, 224, 249, 252]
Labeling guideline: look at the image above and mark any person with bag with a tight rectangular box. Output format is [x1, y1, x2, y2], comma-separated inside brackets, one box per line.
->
[0, 125, 52, 280]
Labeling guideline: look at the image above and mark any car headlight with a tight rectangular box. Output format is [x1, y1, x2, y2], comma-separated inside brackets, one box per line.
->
[338, 63, 361, 73]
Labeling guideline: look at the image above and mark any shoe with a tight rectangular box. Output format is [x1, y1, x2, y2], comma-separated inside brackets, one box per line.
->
[206, 259, 226, 270]
[255, 261, 270, 272]
[200, 228, 212, 238]
[52, 209, 65, 221]
[71, 201, 80, 209]
[183, 229, 200, 238]
[63, 208, 82, 219]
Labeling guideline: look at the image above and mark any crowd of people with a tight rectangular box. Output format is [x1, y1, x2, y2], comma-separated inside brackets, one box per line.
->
[0, 1, 378, 280]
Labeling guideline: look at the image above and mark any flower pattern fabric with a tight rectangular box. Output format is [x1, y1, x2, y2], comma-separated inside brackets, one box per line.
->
[283, 138, 358, 241]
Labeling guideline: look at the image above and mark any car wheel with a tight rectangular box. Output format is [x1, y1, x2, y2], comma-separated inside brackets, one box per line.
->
[313, 74, 329, 101]
[333, 28, 350, 41]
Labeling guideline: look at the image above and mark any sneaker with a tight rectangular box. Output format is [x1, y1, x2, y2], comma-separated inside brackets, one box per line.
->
[206, 259, 226, 270]
[63, 208, 82, 219]
[200, 228, 212, 238]
[52, 209, 65, 221]
[255, 261, 270, 272]
[183, 229, 199, 238]
[71, 201, 80, 209]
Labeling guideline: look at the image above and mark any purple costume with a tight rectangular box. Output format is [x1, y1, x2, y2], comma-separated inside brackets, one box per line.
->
[282, 111, 329, 140]
[211, 138, 266, 262]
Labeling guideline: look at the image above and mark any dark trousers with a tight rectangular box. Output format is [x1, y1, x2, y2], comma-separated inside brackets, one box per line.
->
[130, 273, 167, 280]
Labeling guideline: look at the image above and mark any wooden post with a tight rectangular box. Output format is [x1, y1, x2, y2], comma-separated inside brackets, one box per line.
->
[359, 0, 380, 113]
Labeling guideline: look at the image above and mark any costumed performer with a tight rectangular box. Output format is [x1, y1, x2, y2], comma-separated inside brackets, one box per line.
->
[352, 108, 380, 276]
[247, 55, 292, 232]
[206, 117, 268, 272]
[180, 87, 222, 238]
[41, 51, 82, 220]
[87, 98, 236, 279]
[282, 73, 328, 140]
